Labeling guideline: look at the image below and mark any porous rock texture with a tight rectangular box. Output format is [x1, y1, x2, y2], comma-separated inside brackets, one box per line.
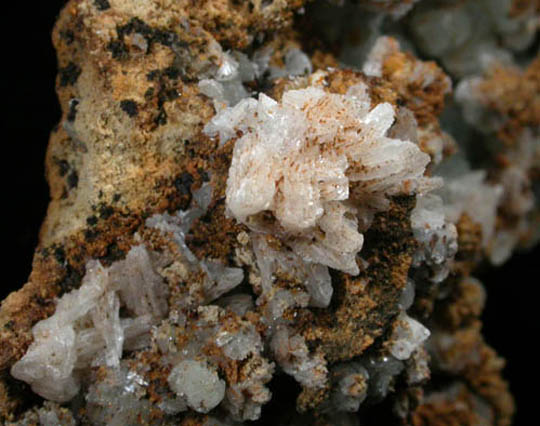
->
[1, 0, 539, 425]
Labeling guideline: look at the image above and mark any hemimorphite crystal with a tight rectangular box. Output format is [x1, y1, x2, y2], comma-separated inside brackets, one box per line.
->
[205, 80, 433, 312]
[168, 360, 226, 413]
[10, 245, 167, 402]
[389, 312, 431, 361]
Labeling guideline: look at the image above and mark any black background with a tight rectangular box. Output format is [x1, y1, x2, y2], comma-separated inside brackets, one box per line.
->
[2, 2, 538, 424]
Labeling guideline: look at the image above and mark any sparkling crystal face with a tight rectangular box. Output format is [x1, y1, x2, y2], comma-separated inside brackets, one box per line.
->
[205, 82, 431, 285]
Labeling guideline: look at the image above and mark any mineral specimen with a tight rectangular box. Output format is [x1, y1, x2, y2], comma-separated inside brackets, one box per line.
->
[10, 245, 167, 402]
[2, 0, 538, 425]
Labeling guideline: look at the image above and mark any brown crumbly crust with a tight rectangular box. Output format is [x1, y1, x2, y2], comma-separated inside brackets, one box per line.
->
[380, 46, 451, 127]
[509, 0, 540, 16]
[436, 278, 485, 330]
[427, 323, 514, 426]
[455, 213, 483, 267]
[411, 383, 494, 426]
[301, 195, 416, 363]
[477, 58, 540, 147]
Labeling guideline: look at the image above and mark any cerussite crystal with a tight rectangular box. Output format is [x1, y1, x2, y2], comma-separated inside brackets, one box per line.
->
[2, 0, 538, 425]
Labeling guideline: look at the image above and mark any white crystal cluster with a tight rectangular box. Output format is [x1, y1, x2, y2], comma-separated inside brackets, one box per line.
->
[363, 37, 464, 281]
[326, 362, 369, 413]
[389, 312, 431, 361]
[10, 245, 167, 402]
[199, 48, 312, 109]
[85, 364, 156, 425]
[411, 193, 458, 283]
[253, 233, 332, 309]
[409, 0, 539, 77]
[199, 51, 261, 109]
[222, 355, 275, 421]
[419, 149, 534, 268]
[7, 401, 76, 426]
[154, 304, 274, 421]
[168, 360, 226, 413]
[363, 36, 451, 90]
[313, 353, 408, 416]
[438, 171, 503, 249]
[362, 355, 405, 400]
[427, 277, 487, 373]
[456, 73, 540, 263]
[146, 185, 279, 421]
[147, 184, 244, 306]
[311, 279, 428, 408]
[364, 36, 454, 166]
[271, 326, 328, 389]
[205, 79, 433, 308]
[455, 76, 508, 134]
[497, 130, 539, 219]
[200, 79, 440, 411]
[405, 346, 431, 386]
[384, 280, 430, 380]
[405, 0, 538, 269]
